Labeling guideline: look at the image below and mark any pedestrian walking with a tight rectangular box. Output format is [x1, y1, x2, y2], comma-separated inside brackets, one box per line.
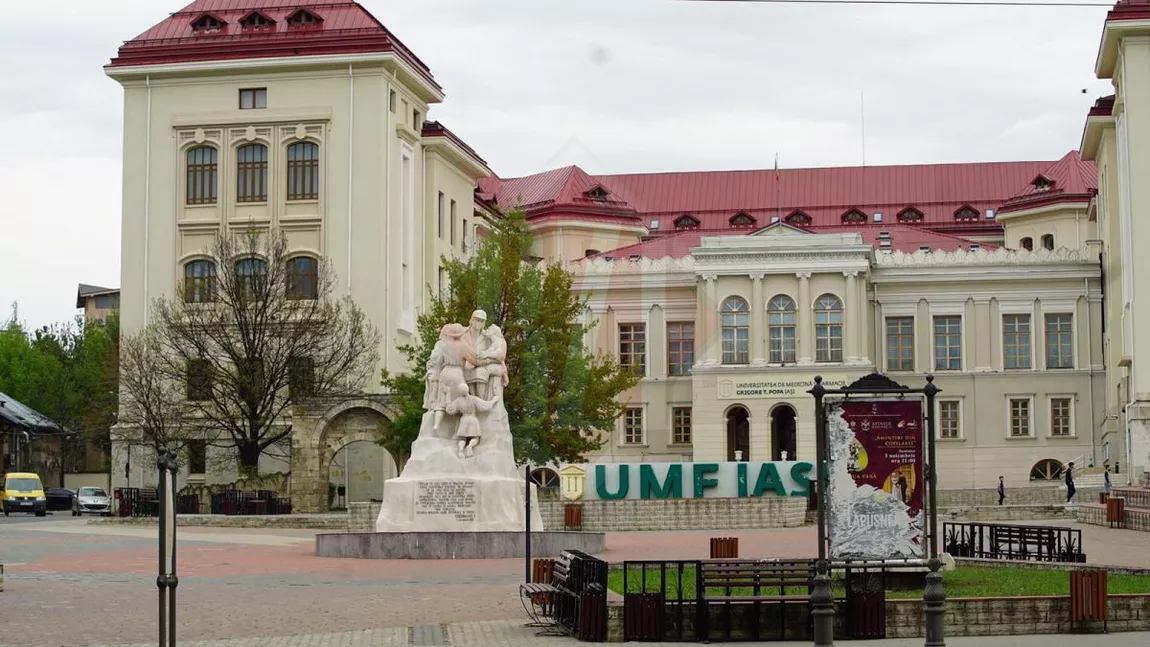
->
[1104, 464, 1113, 496]
[997, 475, 1005, 505]
[1065, 461, 1077, 505]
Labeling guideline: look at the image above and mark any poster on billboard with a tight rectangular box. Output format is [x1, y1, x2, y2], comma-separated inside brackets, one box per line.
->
[826, 397, 925, 560]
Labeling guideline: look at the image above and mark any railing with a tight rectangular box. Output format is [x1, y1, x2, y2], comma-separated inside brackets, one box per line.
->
[1053, 454, 1089, 479]
[207, 489, 291, 515]
[621, 560, 704, 642]
[943, 522, 1085, 563]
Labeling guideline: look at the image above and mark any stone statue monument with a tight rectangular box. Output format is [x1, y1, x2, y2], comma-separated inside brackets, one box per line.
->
[375, 310, 544, 532]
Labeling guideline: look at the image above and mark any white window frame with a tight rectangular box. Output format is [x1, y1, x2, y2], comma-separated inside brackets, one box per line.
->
[621, 405, 647, 446]
[885, 315, 916, 372]
[931, 313, 964, 372]
[1047, 394, 1076, 438]
[1001, 312, 1034, 371]
[936, 398, 964, 440]
[1043, 312, 1076, 370]
[1005, 394, 1035, 439]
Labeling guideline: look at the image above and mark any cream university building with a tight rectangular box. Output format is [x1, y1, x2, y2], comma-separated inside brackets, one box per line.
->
[106, 0, 1150, 497]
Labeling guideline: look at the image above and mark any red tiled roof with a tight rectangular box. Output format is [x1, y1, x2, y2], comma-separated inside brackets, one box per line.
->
[1089, 95, 1116, 118]
[421, 121, 488, 167]
[1107, 0, 1150, 22]
[478, 166, 637, 216]
[591, 224, 993, 261]
[999, 151, 1097, 214]
[108, 0, 438, 89]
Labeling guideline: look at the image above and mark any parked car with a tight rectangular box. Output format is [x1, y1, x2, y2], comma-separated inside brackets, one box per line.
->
[72, 486, 111, 517]
[1, 472, 47, 516]
[45, 487, 74, 511]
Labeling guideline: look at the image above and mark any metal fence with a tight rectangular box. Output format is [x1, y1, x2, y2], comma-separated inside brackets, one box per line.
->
[943, 522, 1085, 563]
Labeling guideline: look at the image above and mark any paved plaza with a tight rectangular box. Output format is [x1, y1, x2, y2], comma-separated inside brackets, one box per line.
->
[3, 515, 1150, 646]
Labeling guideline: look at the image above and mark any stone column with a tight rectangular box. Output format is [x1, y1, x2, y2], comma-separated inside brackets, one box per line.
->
[844, 271, 859, 364]
[751, 273, 766, 366]
[859, 273, 871, 365]
[974, 298, 992, 372]
[797, 272, 813, 365]
[703, 274, 720, 366]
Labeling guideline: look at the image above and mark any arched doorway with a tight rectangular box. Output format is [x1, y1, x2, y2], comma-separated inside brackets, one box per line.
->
[771, 404, 797, 461]
[1030, 458, 1063, 481]
[530, 467, 560, 500]
[328, 440, 398, 509]
[726, 406, 750, 461]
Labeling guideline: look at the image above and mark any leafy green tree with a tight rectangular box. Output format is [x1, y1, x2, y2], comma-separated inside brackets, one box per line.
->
[382, 210, 637, 466]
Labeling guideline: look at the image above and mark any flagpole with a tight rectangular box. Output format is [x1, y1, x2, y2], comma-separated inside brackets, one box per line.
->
[775, 153, 781, 221]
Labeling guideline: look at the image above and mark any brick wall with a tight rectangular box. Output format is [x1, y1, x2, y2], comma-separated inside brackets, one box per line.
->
[349, 502, 380, 532]
[603, 595, 1150, 640]
[937, 486, 1097, 507]
[1077, 503, 1150, 532]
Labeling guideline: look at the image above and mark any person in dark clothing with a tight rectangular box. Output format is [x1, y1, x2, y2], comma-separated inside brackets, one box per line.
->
[997, 476, 1005, 505]
[1065, 462, 1077, 504]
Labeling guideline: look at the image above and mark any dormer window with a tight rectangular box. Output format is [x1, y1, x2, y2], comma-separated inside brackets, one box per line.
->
[585, 186, 609, 201]
[240, 11, 276, 31]
[897, 207, 924, 223]
[730, 212, 756, 228]
[674, 214, 700, 230]
[1032, 175, 1053, 192]
[785, 210, 811, 227]
[286, 9, 323, 28]
[954, 206, 980, 222]
[841, 209, 867, 224]
[585, 249, 601, 258]
[191, 14, 226, 33]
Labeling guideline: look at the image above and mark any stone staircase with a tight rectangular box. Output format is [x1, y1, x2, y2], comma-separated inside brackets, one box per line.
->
[1075, 470, 1130, 488]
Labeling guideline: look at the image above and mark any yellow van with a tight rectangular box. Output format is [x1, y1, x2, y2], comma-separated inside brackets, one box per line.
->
[1, 472, 47, 517]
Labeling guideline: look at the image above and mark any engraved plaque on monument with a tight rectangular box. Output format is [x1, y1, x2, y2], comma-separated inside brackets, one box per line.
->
[414, 481, 478, 524]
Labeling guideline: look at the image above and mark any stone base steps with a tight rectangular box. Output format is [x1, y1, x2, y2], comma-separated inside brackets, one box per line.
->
[1078, 473, 1131, 488]
[1076, 502, 1150, 532]
[88, 513, 347, 529]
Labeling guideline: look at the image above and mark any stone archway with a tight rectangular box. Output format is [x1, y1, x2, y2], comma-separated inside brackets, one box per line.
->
[290, 396, 394, 512]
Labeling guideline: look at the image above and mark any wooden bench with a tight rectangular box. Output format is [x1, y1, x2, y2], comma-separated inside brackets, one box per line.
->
[1070, 568, 1108, 632]
[991, 525, 1059, 560]
[701, 559, 815, 640]
[519, 553, 572, 633]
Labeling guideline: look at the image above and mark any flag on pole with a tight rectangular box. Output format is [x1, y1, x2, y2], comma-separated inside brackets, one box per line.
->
[774, 153, 780, 183]
[774, 153, 782, 220]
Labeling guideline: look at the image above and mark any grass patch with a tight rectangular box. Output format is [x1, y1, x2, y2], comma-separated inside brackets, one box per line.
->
[607, 565, 1150, 600]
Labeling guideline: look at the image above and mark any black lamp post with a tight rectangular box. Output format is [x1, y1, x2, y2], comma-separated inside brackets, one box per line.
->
[156, 448, 179, 646]
[809, 377, 834, 646]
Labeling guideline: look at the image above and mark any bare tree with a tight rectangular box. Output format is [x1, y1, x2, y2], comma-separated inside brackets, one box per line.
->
[149, 228, 381, 472]
[114, 329, 203, 453]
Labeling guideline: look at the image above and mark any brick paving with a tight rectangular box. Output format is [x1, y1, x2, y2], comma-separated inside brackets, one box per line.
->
[3, 517, 1150, 646]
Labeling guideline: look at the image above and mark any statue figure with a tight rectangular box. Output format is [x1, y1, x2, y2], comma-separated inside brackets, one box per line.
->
[476, 324, 508, 401]
[430, 323, 476, 433]
[445, 381, 498, 457]
[464, 309, 488, 397]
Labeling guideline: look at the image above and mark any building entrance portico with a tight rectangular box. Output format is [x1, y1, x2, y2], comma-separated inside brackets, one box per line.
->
[726, 405, 751, 461]
[771, 403, 797, 460]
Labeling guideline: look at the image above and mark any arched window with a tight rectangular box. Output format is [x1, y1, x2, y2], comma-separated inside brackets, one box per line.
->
[814, 294, 843, 363]
[720, 296, 750, 365]
[235, 258, 268, 301]
[1020, 237, 1034, 251]
[286, 142, 320, 201]
[286, 257, 318, 300]
[186, 146, 218, 205]
[785, 211, 811, 227]
[1030, 458, 1063, 481]
[183, 260, 217, 303]
[236, 144, 268, 203]
[1041, 234, 1054, 251]
[768, 295, 797, 364]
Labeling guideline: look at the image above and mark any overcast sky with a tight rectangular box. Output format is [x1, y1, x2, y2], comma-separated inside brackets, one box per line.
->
[0, 0, 1114, 329]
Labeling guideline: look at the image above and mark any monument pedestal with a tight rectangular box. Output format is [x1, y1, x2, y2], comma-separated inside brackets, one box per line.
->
[375, 475, 543, 532]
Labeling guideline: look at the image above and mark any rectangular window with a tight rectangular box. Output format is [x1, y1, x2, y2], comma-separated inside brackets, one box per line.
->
[239, 88, 267, 110]
[938, 400, 961, 439]
[666, 322, 695, 376]
[885, 317, 915, 371]
[1009, 398, 1031, 437]
[933, 316, 962, 371]
[768, 300, 796, 364]
[1050, 397, 1073, 436]
[462, 218, 468, 250]
[815, 302, 843, 363]
[389, 90, 396, 113]
[438, 266, 445, 296]
[437, 192, 445, 239]
[672, 407, 692, 445]
[288, 357, 315, 399]
[1045, 313, 1074, 369]
[450, 200, 457, 245]
[187, 440, 207, 474]
[186, 359, 212, 401]
[623, 407, 644, 445]
[236, 144, 268, 203]
[413, 109, 422, 129]
[1003, 314, 1032, 370]
[619, 323, 646, 377]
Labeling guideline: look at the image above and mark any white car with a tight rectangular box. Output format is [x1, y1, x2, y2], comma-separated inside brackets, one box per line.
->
[72, 486, 111, 517]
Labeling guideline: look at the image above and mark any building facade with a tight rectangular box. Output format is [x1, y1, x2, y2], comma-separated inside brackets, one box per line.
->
[1082, 0, 1150, 480]
[105, 0, 1146, 498]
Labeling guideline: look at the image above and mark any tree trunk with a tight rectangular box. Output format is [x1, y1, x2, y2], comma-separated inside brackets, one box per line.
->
[238, 441, 262, 472]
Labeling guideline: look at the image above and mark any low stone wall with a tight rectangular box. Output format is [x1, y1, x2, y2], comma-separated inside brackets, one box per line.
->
[937, 486, 1099, 507]
[1077, 502, 1150, 532]
[349, 502, 380, 532]
[317, 530, 605, 559]
[602, 594, 1150, 640]
[540, 497, 808, 531]
[939, 505, 1076, 522]
[89, 513, 345, 530]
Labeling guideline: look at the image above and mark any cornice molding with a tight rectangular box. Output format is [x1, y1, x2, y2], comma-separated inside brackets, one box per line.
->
[873, 246, 1095, 267]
